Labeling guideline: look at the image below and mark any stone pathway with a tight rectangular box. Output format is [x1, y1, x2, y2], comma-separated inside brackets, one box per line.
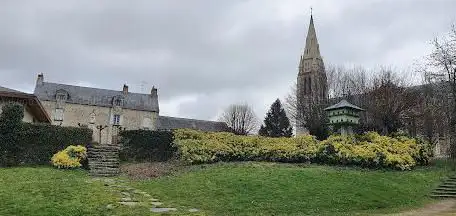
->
[86, 177, 199, 214]
[378, 199, 456, 216]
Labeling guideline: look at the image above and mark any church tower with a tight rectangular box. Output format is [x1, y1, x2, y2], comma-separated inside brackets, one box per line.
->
[296, 14, 328, 135]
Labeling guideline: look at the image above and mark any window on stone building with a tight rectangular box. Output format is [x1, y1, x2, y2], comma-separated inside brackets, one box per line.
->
[142, 118, 152, 130]
[113, 114, 121, 125]
[308, 78, 312, 92]
[89, 112, 96, 124]
[115, 99, 122, 106]
[56, 90, 68, 102]
[57, 94, 66, 101]
[54, 108, 64, 121]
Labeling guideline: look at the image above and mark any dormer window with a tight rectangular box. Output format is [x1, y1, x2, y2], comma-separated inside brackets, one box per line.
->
[112, 96, 124, 107]
[115, 99, 122, 106]
[57, 94, 66, 101]
[55, 89, 69, 102]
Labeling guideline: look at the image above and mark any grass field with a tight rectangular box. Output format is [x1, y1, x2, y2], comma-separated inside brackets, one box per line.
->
[133, 162, 450, 215]
[0, 161, 453, 216]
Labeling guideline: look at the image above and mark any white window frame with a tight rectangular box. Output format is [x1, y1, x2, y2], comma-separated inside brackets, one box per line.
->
[113, 114, 121, 125]
[54, 108, 64, 121]
[56, 94, 66, 101]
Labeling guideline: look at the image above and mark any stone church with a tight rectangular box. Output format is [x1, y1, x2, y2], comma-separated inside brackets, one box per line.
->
[296, 15, 328, 135]
[33, 74, 229, 144]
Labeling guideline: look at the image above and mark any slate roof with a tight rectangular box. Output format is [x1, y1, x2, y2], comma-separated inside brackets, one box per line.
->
[158, 116, 230, 132]
[324, 99, 364, 111]
[34, 82, 159, 112]
[0, 86, 22, 93]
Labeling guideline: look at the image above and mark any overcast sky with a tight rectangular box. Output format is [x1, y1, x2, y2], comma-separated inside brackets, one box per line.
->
[1, 0, 455, 121]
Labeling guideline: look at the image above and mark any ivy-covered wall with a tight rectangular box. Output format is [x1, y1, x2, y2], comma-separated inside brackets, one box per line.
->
[119, 130, 176, 162]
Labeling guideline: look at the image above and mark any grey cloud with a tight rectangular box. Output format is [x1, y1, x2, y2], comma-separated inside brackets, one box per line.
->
[0, 0, 455, 121]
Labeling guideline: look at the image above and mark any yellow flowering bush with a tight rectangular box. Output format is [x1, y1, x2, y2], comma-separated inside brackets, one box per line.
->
[318, 132, 430, 170]
[174, 129, 320, 164]
[51, 145, 87, 169]
[173, 129, 431, 170]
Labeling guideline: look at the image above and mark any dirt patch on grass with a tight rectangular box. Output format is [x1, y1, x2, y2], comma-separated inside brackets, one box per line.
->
[382, 199, 456, 216]
[120, 161, 183, 180]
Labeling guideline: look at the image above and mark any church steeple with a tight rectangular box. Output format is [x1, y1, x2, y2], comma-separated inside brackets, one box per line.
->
[296, 12, 328, 136]
[303, 14, 321, 59]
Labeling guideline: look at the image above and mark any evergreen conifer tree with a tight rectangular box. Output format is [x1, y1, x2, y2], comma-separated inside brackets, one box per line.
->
[259, 99, 293, 137]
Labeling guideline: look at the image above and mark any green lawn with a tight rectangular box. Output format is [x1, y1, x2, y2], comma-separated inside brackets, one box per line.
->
[133, 162, 451, 216]
[0, 167, 152, 216]
[0, 162, 453, 216]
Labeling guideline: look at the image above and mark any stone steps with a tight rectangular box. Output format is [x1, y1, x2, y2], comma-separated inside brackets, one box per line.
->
[431, 175, 456, 199]
[435, 187, 456, 192]
[88, 144, 120, 177]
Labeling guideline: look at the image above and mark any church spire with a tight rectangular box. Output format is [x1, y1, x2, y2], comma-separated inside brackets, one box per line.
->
[303, 13, 321, 59]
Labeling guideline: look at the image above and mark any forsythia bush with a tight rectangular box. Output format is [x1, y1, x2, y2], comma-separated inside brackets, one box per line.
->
[174, 129, 320, 164]
[173, 129, 431, 170]
[51, 145, 87, 169]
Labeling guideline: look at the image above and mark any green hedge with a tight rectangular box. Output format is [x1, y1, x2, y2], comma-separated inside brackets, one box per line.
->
[0, 103, 24, 166]
[0, 102, 93, 166]
[119, 130, 176, 162]
[19, 123, 93, 165]
[173, 129, 432, 170]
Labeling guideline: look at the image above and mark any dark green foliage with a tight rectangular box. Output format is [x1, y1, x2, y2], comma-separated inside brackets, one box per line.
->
[0, 102, 92, 166]
[0, 103, 24, 166]
[306, 103, 330, 140]
[19, 123, 92, 165]
[259, 99, 293, 137]
[119, 130, 176, 162]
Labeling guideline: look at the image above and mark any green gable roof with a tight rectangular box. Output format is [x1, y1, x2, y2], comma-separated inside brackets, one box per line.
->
[324, 99, 364, 111]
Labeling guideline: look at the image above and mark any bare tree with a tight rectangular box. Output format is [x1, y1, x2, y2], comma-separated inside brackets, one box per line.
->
[364, 68, 421, 134]
[284, 64, 369, 129]
[284, 82, 298, 125]
[327, 65, 370, 99]
[421, 24, 456, 157]
[284, 64, 422, 136]
[219, 104, 258, 135]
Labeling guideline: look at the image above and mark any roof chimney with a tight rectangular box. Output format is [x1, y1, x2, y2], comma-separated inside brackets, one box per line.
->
[151, 86, 157, 96]
[37, 73, 44, 86]
[123, 84, 128, 95]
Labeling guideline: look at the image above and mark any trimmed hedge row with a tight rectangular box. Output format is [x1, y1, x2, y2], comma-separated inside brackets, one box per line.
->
[0, 103, 93, 166]
[173, 129, 432, 170]
[19, 123, 93, 165]
[119, 130, 176, 162]
[0, 103, 92, 166]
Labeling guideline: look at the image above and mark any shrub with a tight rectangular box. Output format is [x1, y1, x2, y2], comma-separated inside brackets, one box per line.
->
[0, 103, 24, 166]
[19, 123, 93, 165]
[119, 130, 176, 162]
[318, 132, 424, 170]
[174, 129, 320, 164]
[0, 103, 92, 167]
[173, 129, 431, 170]
[51, 145, 87, 169]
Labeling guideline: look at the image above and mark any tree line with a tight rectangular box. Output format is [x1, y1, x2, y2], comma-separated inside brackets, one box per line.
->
[218, 24, 456, 157]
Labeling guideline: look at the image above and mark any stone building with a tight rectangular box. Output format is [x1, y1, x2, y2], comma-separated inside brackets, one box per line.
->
[296, 15, 328, 135]
[0, 86, 51, 123]
[33, 74, 228, 144]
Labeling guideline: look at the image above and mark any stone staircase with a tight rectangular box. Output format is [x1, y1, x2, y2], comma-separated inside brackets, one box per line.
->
[87, 144, 120, 177]
[431, 175, 456, 198]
